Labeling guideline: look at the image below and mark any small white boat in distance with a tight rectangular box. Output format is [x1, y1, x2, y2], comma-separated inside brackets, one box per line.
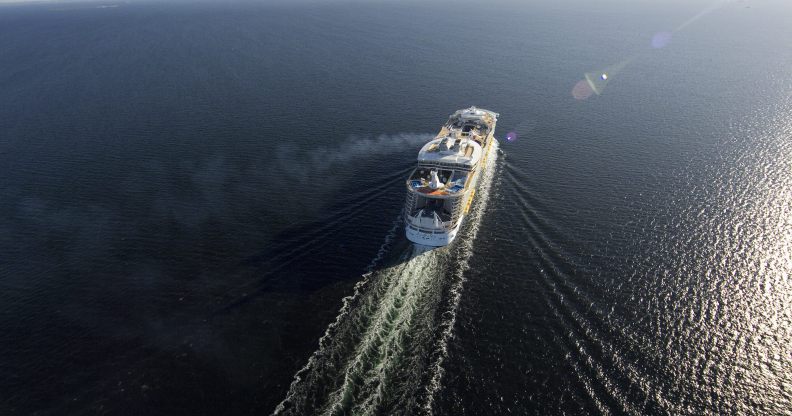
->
[404, 107, 498, 246]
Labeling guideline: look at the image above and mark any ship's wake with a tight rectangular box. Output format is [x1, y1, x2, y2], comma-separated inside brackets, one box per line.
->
[274, 143, 500, 415]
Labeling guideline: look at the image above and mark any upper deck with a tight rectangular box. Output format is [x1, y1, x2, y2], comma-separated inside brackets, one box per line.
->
[417, 136, 482, 167]
[406, 106, 498, 198]
[417, 107, 497, 167]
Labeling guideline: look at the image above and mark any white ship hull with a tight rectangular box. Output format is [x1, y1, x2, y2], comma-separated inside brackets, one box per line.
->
[403, 107, 498, 247]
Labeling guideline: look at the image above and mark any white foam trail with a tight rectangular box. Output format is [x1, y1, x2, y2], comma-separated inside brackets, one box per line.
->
[421, 140, 500, 414]
[274, 141, 500, 415]
[321, 244, 438, 415]
[272, 213, 403, 415]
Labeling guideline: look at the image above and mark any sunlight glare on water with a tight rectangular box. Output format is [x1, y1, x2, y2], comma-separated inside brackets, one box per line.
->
[647, 104, 792, 414]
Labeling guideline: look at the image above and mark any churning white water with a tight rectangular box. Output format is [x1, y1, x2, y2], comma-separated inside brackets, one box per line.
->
[274, 142, 500, 415]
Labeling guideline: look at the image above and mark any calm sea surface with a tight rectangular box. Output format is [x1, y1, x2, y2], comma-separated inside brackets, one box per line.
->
[1, 0, 790, 414]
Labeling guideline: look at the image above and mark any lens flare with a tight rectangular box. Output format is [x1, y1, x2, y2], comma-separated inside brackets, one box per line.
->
[675, 0, 725, 32]
[651, 31, 673, 49]
[572, 2, 726, 101]
[579, 58, 632, 98]
[505, 132, 517, 142]
[572, 79, 595, 100]
[584, 72, 610, 95]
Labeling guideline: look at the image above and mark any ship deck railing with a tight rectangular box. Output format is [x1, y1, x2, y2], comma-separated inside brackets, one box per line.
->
[405, 208, 455, 232]
[417, 160, 474, 171]
[406, 223, 453, 235]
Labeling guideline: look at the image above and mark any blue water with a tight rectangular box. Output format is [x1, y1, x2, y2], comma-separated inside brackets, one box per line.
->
[1, 1, 790, 414]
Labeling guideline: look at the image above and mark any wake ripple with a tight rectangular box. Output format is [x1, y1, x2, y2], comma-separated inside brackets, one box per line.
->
[274, 142, 500, 415]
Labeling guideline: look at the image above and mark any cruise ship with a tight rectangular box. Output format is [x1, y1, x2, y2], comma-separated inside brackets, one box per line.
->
[404, 107, 498, 246]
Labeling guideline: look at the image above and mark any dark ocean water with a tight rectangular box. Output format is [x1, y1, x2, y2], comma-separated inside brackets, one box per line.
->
[1, 0, 790, 414]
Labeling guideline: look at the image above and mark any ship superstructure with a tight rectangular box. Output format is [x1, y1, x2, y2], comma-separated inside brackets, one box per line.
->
[404, 107, 498, 246]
